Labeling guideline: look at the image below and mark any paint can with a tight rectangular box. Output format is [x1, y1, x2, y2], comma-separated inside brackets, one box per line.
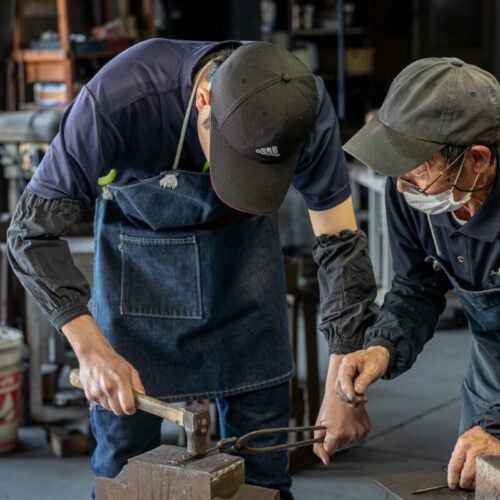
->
[0, 326, 23, 454]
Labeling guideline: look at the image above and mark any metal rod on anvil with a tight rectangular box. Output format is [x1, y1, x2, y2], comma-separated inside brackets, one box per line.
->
[412, 484, 450, 494]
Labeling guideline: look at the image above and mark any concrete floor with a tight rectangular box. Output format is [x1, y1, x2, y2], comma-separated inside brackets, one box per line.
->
[0, 326, 470, 500]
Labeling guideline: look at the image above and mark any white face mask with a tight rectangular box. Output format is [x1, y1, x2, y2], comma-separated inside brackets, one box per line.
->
[403, 186, 475, 215]
[402, 155, 480, 215]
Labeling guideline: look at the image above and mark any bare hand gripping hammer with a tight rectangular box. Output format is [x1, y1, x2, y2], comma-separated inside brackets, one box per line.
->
[69, 369, 210, 455]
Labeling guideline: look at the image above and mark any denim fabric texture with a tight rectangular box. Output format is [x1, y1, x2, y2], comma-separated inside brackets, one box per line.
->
[427, 256, 500, 438]
[90, 169, 295, 494]
[119, 234, 202, 318]
[215, 381, 293, 499]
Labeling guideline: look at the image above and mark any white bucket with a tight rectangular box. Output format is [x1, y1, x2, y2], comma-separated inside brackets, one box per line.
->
[0, 326, 23, 454]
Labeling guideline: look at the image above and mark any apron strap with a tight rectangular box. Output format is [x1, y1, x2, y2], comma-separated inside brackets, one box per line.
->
[425, 214, 443, 272]
[426, 213, 443, 257]
[172, 60, 214, 170]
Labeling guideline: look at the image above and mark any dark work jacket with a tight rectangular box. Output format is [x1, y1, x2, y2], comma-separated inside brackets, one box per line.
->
[365, 175, 500, 436]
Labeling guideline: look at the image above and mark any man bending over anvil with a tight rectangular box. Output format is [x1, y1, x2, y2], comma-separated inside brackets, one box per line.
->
[7, 40, 377, 498]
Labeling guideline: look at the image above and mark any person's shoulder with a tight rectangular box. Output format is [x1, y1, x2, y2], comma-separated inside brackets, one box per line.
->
[121, 38, 210, 58]
[83, 40, 203, 111]
[82, 39, 232, 116]
[99, 38, 198, 71]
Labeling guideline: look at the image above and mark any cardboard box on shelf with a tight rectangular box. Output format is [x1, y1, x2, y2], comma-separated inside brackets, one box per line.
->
[319, 46, 375, 76]
[345, 47, 376, 75]
[33, 83, 67, 107]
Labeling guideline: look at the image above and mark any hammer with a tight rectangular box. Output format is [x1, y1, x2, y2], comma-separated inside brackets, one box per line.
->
[69, 369, 210, 455]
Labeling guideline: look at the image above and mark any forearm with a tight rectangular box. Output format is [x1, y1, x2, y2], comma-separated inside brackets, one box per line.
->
[364, 277, 446, 378]
[313, 352, 372, 462]
[61, 314, 144, 415]
[370, 178, 451, 378]
[62, 314, 113, 362]
[326, 353, 343, 382]
[6, 189, 92, 330]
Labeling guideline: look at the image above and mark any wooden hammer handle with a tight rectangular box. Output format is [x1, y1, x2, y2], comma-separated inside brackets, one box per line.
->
[69, 368, 184, 426]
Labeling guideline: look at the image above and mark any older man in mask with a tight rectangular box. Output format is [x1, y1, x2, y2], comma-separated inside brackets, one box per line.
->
[332, 57, 500, 491]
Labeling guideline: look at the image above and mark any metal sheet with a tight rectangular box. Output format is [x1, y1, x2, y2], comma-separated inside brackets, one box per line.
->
[374, 469, 474, 499]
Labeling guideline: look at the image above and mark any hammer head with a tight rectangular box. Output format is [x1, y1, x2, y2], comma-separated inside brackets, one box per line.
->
[182, 403, 211, 455]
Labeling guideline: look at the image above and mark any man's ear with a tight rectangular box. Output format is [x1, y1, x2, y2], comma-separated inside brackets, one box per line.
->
[195, 85, 211, 112]
[469, 145, 493, 173]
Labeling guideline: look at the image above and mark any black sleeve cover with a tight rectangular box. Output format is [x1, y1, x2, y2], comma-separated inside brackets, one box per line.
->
[312, 229, 378, 354]
[7, 189, 91, 330]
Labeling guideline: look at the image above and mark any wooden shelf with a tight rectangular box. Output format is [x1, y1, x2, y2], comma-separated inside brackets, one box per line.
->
[10, 0, 155, 110]
[270, 0, 375, 132]
[289, 26, 364, 37]
[13, 49, 69, 62]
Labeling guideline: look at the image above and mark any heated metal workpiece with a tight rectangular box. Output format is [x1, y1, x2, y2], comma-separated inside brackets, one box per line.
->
[95, 444, 279, 499]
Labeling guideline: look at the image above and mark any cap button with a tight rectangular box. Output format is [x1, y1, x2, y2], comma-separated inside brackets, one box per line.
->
[282, 73, 291, 82]
[451, 59, 464, 67]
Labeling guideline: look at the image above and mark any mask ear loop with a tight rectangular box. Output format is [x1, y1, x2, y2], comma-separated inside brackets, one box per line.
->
[446, 147, 490, 193]
[469, 172, 481, 190]
[450, 153, 466, 200]
[446, 147, 469, 193]
[172, 60, 214, 170]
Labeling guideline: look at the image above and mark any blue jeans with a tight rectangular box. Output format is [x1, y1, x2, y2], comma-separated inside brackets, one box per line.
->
[90, 381, 293, 499]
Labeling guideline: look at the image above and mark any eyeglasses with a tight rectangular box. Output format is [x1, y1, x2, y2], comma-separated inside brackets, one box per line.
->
[398, 147, 469, 197]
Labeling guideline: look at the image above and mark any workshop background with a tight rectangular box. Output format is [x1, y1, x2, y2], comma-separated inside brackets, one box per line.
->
[0, 1, 499, 499]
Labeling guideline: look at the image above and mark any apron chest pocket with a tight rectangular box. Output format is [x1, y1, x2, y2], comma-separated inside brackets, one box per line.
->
[119, 234, 202, 319]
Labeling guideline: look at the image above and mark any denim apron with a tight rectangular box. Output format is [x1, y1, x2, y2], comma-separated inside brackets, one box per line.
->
[88, 65, 295, 500]
[426, 216, 500, 436]
[91, 173, 293, 400]
[90, 70, 293, 401]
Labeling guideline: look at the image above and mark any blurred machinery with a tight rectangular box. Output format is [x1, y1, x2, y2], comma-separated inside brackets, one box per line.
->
[0, 109, 91, 428]
[0, 109, 63, 213]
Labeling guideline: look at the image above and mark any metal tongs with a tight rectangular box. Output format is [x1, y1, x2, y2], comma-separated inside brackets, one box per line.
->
[216, 425, 326, 454]
[169, 424, 327, 464]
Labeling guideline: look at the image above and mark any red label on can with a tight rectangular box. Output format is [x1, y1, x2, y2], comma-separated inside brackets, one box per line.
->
[0, 371, 21, 424]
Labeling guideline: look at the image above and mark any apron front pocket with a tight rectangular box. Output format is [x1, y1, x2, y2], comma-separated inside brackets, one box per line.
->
[119, 234, 202, 319]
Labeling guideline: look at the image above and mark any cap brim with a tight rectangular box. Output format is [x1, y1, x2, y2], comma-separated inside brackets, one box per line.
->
[343, 117, 445, 176]
[209, 118, 298, 216]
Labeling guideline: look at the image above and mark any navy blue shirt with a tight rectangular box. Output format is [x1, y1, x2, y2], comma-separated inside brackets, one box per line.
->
[7, 38, 357, 338]
[365, 174, 500, 376]
[28, 38, 350, 212]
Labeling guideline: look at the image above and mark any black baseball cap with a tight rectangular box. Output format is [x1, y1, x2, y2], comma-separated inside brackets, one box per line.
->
[209, 42, 318, 215]
[343, 57, 500, 176]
